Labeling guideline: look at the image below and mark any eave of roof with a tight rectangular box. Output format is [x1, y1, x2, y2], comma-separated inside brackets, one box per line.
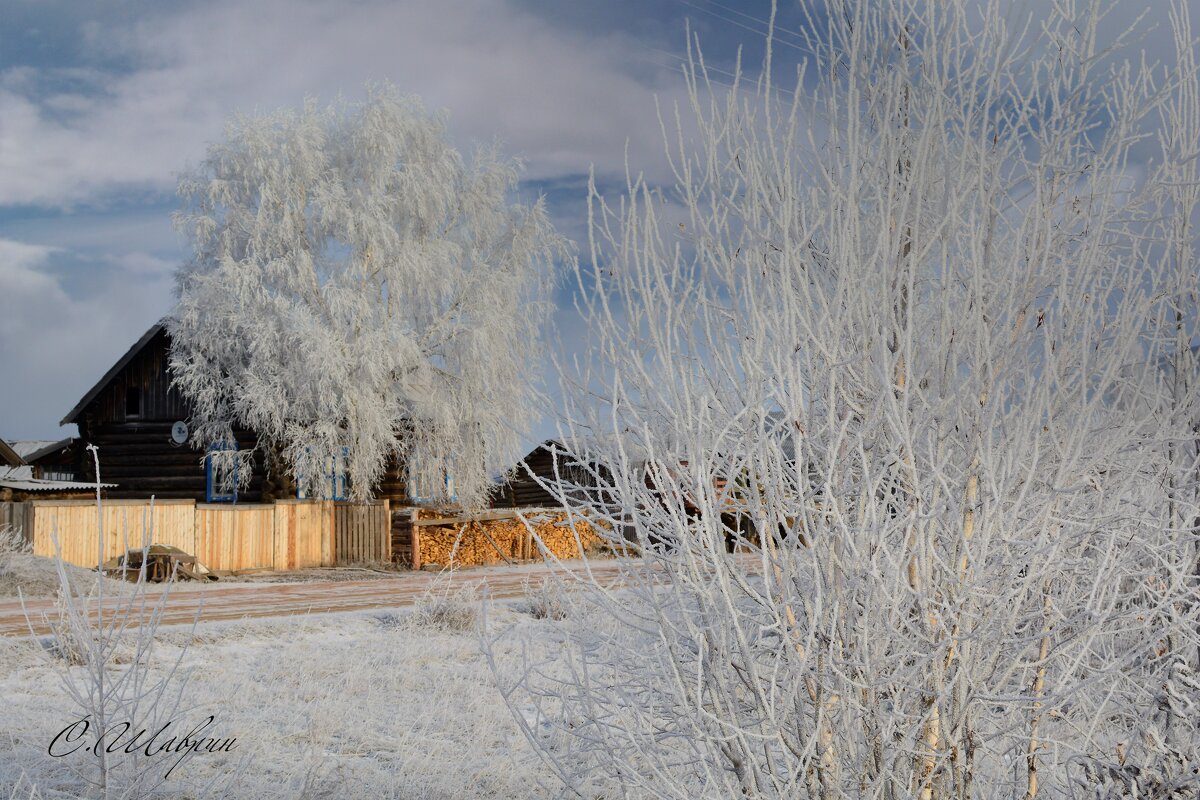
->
[60, 321, 166, 426]
[9, 440, 55, 459]
[18, 438, 75, 463]
[0, 478, 115, 492]
[0, 439, 24, 468]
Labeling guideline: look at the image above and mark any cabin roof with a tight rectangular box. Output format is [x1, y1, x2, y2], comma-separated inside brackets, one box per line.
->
[0, 439, 24, 468]
[10, 438, 73, 463]
[60, 321, 166, 426]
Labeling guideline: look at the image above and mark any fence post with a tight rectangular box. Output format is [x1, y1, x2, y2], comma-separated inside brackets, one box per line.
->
[272, 503, 288, 571]
[411, 510, 421, 571]
[382, 499, 391, 562]
[326, 501, 334, 566]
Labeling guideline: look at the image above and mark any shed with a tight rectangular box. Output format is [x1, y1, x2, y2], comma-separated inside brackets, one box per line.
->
[9, 438, 79, 481]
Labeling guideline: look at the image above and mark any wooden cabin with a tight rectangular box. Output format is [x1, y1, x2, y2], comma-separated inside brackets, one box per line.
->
[60, 323, 261, 500]
[61, 322, 418, 503]
[492, 440, 617, 510]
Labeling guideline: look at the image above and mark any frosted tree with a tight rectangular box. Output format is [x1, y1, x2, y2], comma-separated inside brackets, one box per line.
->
[169, 86, 566, 507]
[488, 1, 1200, 798]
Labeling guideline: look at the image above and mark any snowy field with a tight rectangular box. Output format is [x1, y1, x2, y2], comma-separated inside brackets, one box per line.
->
[1, 593, 574, 799]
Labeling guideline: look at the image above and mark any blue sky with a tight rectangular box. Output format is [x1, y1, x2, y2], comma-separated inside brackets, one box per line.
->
[0, 0, 801, 445]
[0, 0, 1184, 448]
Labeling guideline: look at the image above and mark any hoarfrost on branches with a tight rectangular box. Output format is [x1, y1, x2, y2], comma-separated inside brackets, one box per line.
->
[169, 86, 567, 507]
[489, 1, 1200, 798]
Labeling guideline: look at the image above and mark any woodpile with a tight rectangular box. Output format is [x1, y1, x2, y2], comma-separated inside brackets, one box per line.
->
[416, 508, 608, 569]
[101, 544, 219, 583]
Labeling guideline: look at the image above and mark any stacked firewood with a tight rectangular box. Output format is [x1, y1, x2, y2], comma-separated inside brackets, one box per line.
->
[417, 510, 608, 568]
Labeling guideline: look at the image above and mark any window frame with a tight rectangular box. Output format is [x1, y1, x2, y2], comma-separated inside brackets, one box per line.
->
[205, 441, 239, 503]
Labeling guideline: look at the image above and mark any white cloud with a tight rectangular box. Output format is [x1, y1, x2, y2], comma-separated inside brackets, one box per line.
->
[0, 238, 173, 439]
[0, 0, 704, 439]
[0, 0, 684, 207]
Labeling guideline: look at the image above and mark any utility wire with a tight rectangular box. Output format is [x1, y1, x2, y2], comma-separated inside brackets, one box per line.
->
[688, 0, 813, 50]
[673, 0, 810, 53]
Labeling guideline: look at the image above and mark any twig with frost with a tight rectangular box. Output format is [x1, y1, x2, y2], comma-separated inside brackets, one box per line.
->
[22, 446, 231, 798]
[486, 1, 1200, 797]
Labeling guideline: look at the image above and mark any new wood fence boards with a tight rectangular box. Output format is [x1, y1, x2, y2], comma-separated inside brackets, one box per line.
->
[195, 504, 275, 571]
[26, 498, 390, 572]
[335, 501, 390, 563]
[273, 500, 335, 570]
[18, 499, 607, 574]
[31, 499, 196, 568]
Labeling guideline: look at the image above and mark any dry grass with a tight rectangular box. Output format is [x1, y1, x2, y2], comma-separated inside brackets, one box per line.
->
[517, 577, 569, 621]
[0, 525, 30, 556]
[410, 578, 481, 632]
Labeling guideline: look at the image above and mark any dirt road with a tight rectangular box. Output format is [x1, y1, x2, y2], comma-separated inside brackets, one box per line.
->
[0, 559, 632, 637]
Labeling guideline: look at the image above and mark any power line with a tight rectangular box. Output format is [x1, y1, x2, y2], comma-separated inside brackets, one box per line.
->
[673, 0, 810, 54]
[690, 0, 813, 50]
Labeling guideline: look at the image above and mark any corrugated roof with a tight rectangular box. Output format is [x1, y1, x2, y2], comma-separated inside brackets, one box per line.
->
[61, 321, 167, 426]
[0, 478, 114, 492]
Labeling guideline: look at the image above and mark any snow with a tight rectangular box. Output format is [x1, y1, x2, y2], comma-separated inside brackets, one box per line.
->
[0, 601, 574, 798]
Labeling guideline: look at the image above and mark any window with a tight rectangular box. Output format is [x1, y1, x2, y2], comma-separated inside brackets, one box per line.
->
[205, 442, 239, 503]
[407, 457, 456, 504]
[125, 380, 142, 418]
[296, 447, 350, 500]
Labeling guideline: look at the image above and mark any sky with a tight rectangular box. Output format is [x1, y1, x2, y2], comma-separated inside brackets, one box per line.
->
[0, 0, 1190, 449]
[0, 0, 798, 446]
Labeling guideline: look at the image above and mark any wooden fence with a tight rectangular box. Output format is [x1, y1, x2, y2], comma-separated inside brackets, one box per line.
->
[27, 499, 390, 572]
[335, 501, 391, 563]
[195, 504, 275, 571]
[1, 501, 34, 543]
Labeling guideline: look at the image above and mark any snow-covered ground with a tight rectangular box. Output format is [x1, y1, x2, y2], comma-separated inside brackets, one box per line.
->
[1, 598, 570, 799]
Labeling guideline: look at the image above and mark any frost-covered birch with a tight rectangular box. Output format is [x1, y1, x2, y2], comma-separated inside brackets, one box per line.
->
[488, 2, 1200, 798]
[169, 86, 566, 507]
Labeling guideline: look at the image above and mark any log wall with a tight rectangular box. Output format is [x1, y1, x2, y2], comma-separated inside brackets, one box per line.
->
[491, 441, 617, 511]
[72, 329, 268, 500]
